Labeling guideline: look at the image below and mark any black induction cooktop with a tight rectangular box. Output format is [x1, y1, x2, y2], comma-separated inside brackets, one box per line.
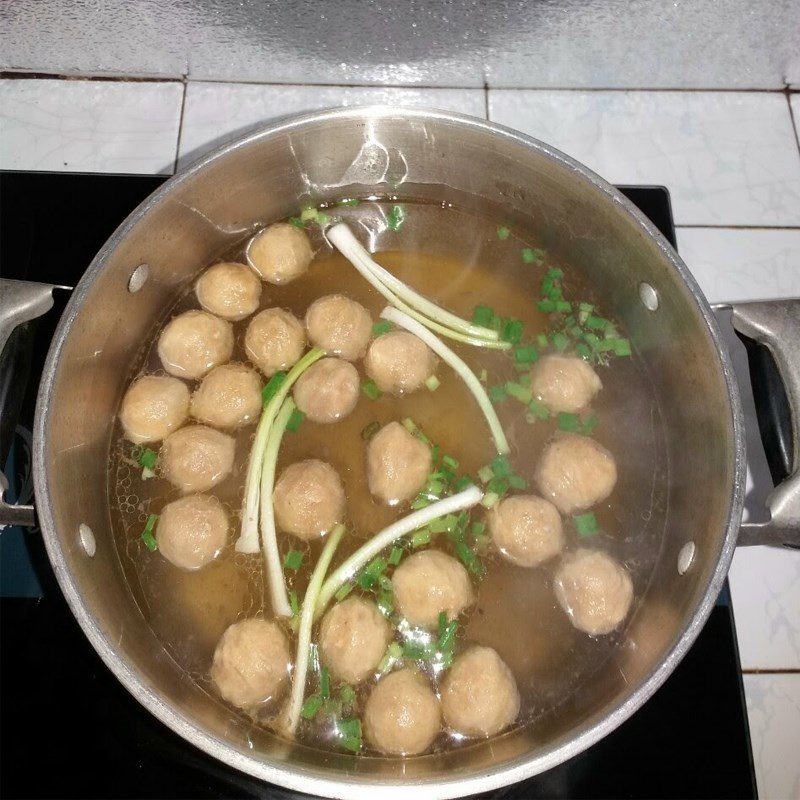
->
[0, 172, 756, 799]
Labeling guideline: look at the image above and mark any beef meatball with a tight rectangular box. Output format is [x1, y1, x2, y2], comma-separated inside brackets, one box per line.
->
[487, 495, 564, 568]
[273, 459, 345, 540]
[318, 596, 393, 684]
[157, 310, 233, 380]
[292, 357, 359, 424]
[190, 363, 262, 429]
[211, 619, 290, 709]
[247, 222, 313, 285]
[529, 355, 602, 414]
[305, 294, 372, 361]
[364, 668, 441, 755]
[366, 421, 431, 505]
[364, 331, 436, 395]
[156, 493, 228, 570]
[392, 550, 475, 628]
[554, 549, 633, 635]
[119, 374, 189, 444]
[441, 646, 520, 737]
[161, 424, 235, 493]
[195, 261, 261, 321]
[245, 308, 306, 377]
[535, 434, 617, 514]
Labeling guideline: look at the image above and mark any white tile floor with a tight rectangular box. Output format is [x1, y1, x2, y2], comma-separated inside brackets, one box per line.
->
[1, 76, 799, 798]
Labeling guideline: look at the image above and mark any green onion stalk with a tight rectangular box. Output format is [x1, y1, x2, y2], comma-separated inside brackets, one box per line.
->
[326, 223, 509, 350]
[380, 306, 510, 455]
[283, 524, 346, 737]
[258, 397, 297, 618]
[314, 484, 483, 619]
[235, 348, 325, 555]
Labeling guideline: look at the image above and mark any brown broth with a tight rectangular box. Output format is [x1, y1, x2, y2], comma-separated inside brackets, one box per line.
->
[108, 200, 668, 753]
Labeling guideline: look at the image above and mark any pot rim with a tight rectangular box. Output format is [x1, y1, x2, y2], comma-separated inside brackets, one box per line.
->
[32, 105, 746, 799]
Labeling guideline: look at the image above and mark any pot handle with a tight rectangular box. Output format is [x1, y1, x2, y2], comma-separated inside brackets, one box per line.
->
[716, 299, 800, 547]
[0, 278, 67, 528]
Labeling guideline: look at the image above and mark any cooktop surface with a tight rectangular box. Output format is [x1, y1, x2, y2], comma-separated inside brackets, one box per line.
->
[0, 172, 756, 799]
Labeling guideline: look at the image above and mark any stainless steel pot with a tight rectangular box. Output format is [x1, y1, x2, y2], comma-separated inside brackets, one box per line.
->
[1, 107, 798, 799]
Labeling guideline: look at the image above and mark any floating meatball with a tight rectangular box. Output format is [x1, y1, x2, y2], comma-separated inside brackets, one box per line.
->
[190, 363, 262, 429]
[161, 424, 235, 493]
[292, 358, 359, 424]
[441, 646, 520, 737]
[156, 493, 228, 571]
[366, 421, 432, 505]
[245, 308, 306, 377]
[364, 668, 441, 756]
[535, 434, 617, 514]
[119, 374, 189, 444]
[554, 549, 634, 635]
[318, 597, 393, 684]
[247, 222, 314, 285]
[195, 261, 261, 321]
[305, 294, 372, 361]
[364, 331, 436, 395]
[157, 310, 234, 380]
[272, 459, 345, 540]
[529, 354, 602, 414]
[210, 619, 291, 709]
[487, 495, 564, 568]
[392, 550, 475, 628]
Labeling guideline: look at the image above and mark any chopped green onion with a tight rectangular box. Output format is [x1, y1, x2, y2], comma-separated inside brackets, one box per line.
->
[300, 206, 318, 223]
[574, 512, 599, 537]
[141, 513, 158, 551]
[410, 529, 431, 547]
[472, 305, 494, 327]
[289, 590, 299, 617]
[437, 611, 447, 638]
[389, 546, 404, 566]
[575, 342, 592, 361]
[261, 371, 287, 405]
[284, 549, 303, 571]
[581, 414, 599, 435]
[557, 412, 581, 432]
[453, 475, 474, 492]
[496, 225, 510, 240]
[455, 541, 481, 574]
[429, 514, 458, 533]
[471, 521, 486, 537]
[536, 333, 549, 349]
[501, 319, 524, 344]
[538, 299, 556, 313]
[386, 204, 405, 231]
[490, 455, 512, 478]
[410, 497, 431, 510]
[554, 300, 572, 313]
[552, 332, 569, 351]
[505, 381, 533, 403]
[139, 448, 158, 470]
[320, 666, 330, 699]
[545, 267, 564, 279]
[528, 399, 550, 420]
[442, 454, 459, 470]
[488, 384, 507, 402]
[480, 491, 500, 508]
[285, 408, 305, 432]
[317, 211, 331, 226]
[300, 694, 323, 719]
[372, 319, 391, 336]
[335, 582, 354, 602]
[479, 368, 488, 383]
[514, 345, 539, 364]
[402, 641, 436, 661]
[361, 420, 381, 441]
[477, 464, 495, 483]
[612, 338, 632, 356]
[340, 684, 357, 705]
[585, 315, 610, 331]
[361, 379, 381, 400]
[508, 474, 528, 489]
[289, 216, 304, 228]
[439, 619, 459, 650]
[425, 375, 441, 392]
[377, 641, 403, 674]
[486, 476, 510, 498]
[357, 557, 387, 590]
[521, 247, 543, 264]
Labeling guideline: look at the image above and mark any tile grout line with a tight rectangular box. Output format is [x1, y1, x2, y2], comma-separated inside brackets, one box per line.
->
[786, 91, 800, 157]
[172, 78, 189, 174]
[742, 669, 800, 675]
[676, 224, 800, 231]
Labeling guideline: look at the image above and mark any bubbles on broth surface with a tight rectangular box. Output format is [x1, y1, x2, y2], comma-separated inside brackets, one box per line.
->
[108, 200, 668, 755]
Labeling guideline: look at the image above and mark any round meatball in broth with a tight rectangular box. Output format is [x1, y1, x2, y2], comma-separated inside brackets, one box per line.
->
[392, 550, 474, 628]
[161, 425, 235, 493]
[530, 355, 602, 414]
[366, 421, 432, 505]
[488, 495, 564, 568]
[156, 493, 228, 570]
[364, 669, 441, 756]
[245, 308, 305, 377]
[190, 363, 262, 429]
[120, 374, 189, 444]
[535, 434, 617, 514]
[195, 261, 261, 321]
[554, 549, 633, 635]
[273, 459, 345, 540]
[211, 619, 290, 709]
[319, 597, 393, 684]
[365, 331, 436, 395]
[441, 646, 520, 737]
[305, 294, 372, 361]
[292, 358, 359, 424]
[247, 222, 313, 285]
[157, 310, 233, 380]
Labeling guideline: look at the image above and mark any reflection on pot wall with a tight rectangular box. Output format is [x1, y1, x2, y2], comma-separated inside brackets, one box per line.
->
[1, 0, 798, 89]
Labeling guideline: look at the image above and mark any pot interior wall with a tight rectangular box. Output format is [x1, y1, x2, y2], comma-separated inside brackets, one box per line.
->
[38, 109, 739, 791]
